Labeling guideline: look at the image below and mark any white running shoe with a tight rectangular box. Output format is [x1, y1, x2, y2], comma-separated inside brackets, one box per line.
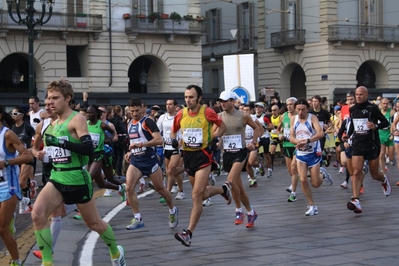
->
[347, 198, 362, 213]
[202, 198, 212, 207]
[175, 191, 185, 200]
[111, 245, 126, 266]
[320, 167, 333, 186]
[267, 168, 273, 178]
[340, 181, 348, 189]
[382, 176, 392, 196]
[171, 185, 179, 194]
[103, 189, 113, 197]
[208, 173, 216, 186]
[305, 205, 318, 216]
[19, 197, 30, 215]
[338, 167, 345, 174]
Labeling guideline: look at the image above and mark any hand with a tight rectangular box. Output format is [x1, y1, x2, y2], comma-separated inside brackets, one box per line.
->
[129, 142, 142, 150]
[210, 137, 220, 151]
[45, 134, 64, 148]
[124, 152, 131, 162]
[83, 92, 88, 101]
[37, 150, 45, 161]
[33, 118, 41, 123]
[171, 138, 178, 149]
[271, 129, 277, 134]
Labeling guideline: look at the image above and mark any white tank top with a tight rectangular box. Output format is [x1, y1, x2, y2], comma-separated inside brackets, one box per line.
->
[157, 113, 181, 151]
[294, 114, 321, 156]
[30, 109, 44, 131]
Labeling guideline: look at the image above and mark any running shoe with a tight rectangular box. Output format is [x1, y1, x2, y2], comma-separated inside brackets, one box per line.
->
[359, 186, 365, 194]
[216, 164, 222, 177]
[258, 163, 265, 176]
[30, 180, 38, 198]
[9, 262, 22, 266]
[386, 155, 390, 164]
[202, 198, 212, 207]
[340, 181, 348, 189]
[287, 192, 296, 202]
[171, 185, 179, 194]
[103, 189, 113, 197]
[362, 164, 369, 175]
[338, 167, 345, 174]
[9, 212, 16, 236]
[246, 210, 258, 228]
[221, 181, 232, 205]
[347, 198, 362, 213]
[73, 212, 82, 220]
[23, 205, 33, 215]
[254, 167, 260, 177]
[137, 183, 149, 194]
[169, 207, 179, 229]
[118, 184, 126, 202]
[286, 184, 293, 193]
[320, 167, 333, 186]
[33, 250, 43, 260]
[111, 245, 126, 266]
[175, 191, 185, 200]
[126, 218, 145, 230]
[174, 229, 192, 247]
[267, 168, 273, 178]
[333, 161, 339, 167]
[382, 176, 392, 196]
[325, 153, 332, 167]
[391, 160, 396, 166]
[159, 197, 166, 204]
[19, 197, 30, 215]
[234, 211, 245, 225]
[208, 173, 216, 186]
[305, 205, 318, 216]
[249, 179, 257, 187]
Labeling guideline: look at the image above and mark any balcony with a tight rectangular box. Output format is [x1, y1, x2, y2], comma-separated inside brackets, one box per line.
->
[328, 25, 399, 47]
[0, 10, 102, 39]
[124, 17, 205, 43]
[270, 29, 306, 51]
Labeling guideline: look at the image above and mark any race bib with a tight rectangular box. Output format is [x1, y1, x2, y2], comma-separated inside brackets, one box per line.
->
[222, 134, 242, 151]
[183, 128, 203, 148]
[43, 146, 53, 163]
[353, 118, 369, 134]
[52, 136, 71, 164]
[283, 127, 290, 140]
[90, 133, 100, 148]
[130, 138, 147, 156]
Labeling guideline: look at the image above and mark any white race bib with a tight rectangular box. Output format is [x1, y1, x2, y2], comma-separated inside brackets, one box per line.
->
[90, 133, 100, 148]
[130, 138, 147, 156]
[183, 128, 203, 148]
[283, 127, 290, 140]
[353, 118, 369, 134]
[222, 135, 243, 151]
[43, 146, 53, 163]
[52, 136, 71, 164]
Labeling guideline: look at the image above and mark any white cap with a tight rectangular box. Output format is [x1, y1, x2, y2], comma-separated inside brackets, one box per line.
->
[219, 91, 236, 101]
[254, 102, 265, 108]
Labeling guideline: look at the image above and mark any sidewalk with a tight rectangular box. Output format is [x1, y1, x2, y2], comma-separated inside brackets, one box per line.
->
[23, 163, 399, 265]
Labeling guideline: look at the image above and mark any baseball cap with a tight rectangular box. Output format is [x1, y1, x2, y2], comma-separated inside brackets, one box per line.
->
[254, 102, 265, 108]
[334, 105, 341, 111]
[218, 91, 236, 101]
[151, 105, 160, 111]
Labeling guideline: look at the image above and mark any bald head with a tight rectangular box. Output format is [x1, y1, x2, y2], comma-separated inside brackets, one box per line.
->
[355, 86, 368, 104]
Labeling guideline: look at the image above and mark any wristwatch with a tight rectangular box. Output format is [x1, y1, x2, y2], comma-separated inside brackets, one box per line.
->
[306, 138, 310, 144]
[4, 160, 10, 167]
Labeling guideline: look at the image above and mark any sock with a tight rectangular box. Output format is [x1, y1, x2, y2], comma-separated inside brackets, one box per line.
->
[383, 175, 388, 183]
[140, 178, 145, 185]
[134, 213, 141, 221]
[270, 153, 275, 167]
[236, 208, 243, 213]
[248, 208, 254, 216]
[185, 229, 192, 237]
[169, 207, 176, 214]
[35, 228, 53, 263]
[291, 191, 296, 195]
[50, 216, 62, 250]
[118, 185, 123, 192]
[22, 187, 29, 198]
[99, 224, 119, 259]
[345, 169, 350, 182]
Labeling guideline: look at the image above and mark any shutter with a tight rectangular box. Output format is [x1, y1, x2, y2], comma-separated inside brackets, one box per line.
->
[296, 0, 301, 28]
[281, 0, 287, 30]
[217, 8, 222, 40]
[237, 4, 242, 50]
[205, 10, 210, 43]
[249, 2, 254, 49]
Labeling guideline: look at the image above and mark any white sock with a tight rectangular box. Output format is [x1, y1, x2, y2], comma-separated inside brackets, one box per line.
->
[50, 216, 62, 250]
[134, 213, 141, 221]
[248, 208, 254, 216]
[236, 208, 243, 213]
[169, 207, 176, 214]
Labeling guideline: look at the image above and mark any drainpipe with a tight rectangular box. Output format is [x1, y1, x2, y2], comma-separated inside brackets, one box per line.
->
[108, 0, 113, 86]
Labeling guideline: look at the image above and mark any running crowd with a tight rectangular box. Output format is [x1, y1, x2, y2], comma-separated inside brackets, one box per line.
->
[0, 80, 397, 265]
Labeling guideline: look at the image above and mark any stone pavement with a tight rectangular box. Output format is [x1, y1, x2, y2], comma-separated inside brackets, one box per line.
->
[18, 163, 399, 265]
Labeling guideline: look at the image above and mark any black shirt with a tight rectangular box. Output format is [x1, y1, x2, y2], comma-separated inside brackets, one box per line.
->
[12, 122, 35, 148]
[348, 101, 389, 142]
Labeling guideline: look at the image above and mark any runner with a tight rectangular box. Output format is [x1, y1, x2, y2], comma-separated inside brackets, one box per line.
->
[124, 97, 178, 230]
[345, 86, 391, 214]
[171, 85, 231, 247]
[31, 79, 125, 266]
[218, 91, 260, 228]
[290, 98, 333, 216]
[0, 106, 33, 266]
[277, 97, 299, 202]
[378, 98, 395, 175]
[269, 104, 282, 170]
[254, 102, 273, 177]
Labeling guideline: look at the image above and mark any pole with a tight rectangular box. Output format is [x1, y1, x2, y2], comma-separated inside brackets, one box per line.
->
[27, 0, 35, 96]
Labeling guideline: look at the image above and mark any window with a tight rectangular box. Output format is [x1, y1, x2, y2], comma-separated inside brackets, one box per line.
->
[67, 46, 88, 77]
[360, 0, 383, 39]
[211, 68, 219, 94]
[206, 8, 221, 43]
[237, 2, 254, 50]
[280, 0, 301, 30]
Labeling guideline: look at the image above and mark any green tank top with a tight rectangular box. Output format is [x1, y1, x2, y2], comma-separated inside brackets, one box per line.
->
[282, 112, 295, 148]
[379, 108, 391, 136]
[50, 112, 90, 185]
[87, 120, 104, 153]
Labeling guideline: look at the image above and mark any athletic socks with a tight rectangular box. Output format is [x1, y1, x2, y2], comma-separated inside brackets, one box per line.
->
[35, 228, 53, 263]
[99, 224, 119, 259]
[50, 216, 62, 250]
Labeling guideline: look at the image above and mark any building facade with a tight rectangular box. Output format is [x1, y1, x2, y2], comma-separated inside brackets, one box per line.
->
[258, 0, 399, 103]
[0, 0, 208, 107]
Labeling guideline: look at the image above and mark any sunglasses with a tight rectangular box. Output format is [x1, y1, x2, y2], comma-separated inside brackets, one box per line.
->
[220, 99, 231, 103]
[271, 109, 278, 111]
[11, 112, 22, 116]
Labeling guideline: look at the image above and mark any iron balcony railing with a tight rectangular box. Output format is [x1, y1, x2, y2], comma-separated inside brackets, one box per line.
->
[328, 25, 399, 43]
[0, 10, 102, 32]
[125, 17, 205, 35]
[270, 29, 306, 48]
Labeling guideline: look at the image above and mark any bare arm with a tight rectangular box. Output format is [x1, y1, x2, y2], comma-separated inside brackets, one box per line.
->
[0, 130, 33, 169]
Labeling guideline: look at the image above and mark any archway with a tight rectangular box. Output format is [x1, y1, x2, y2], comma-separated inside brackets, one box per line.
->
[356, 61, 388, 89]
[128, 55, 170, 94]
[280, 63, 306, 101]
[0, 53, 29, 93]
